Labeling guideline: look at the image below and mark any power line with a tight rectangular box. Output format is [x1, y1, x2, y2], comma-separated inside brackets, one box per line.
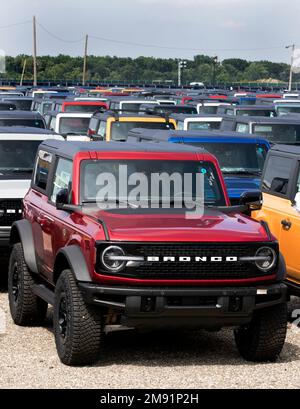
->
[89, 34, 285, 52]
[0, 20, 31, 30]
[36, 21, 85, 44]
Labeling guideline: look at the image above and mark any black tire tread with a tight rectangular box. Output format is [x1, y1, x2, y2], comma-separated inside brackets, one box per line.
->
[54, 269, 102, 366]
[8, 243, 47, 326]
[235, 303, 287, 362]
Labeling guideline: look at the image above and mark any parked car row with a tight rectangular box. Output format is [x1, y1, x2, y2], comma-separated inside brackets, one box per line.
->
[0, 85, 300, 365]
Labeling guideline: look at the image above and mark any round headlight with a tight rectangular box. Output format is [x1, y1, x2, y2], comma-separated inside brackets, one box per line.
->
[255, 247, 277, 272]
[101, 246, 126, 272]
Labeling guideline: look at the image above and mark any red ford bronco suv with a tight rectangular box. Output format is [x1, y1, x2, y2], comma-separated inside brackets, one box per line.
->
[8, 140, 287, 365]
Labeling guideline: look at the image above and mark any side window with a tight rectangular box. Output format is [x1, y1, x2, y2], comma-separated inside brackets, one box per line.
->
[51, 158, 73, 203]
[34, 150, 53, 191]
[89, 117, 98, 132]
[262, 155, 293, 196]
[177, 121, 184, 131]
[97, 121, 107, 139]
[49, 117, 56, 131]
[225, 109, 234, 115]
[236, 123, 249, 133]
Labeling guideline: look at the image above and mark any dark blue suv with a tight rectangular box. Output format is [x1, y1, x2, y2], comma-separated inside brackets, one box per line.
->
[128, 129, 271, 204]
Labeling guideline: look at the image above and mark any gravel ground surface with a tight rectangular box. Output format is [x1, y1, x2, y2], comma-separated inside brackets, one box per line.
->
[0, 269, 300, 389]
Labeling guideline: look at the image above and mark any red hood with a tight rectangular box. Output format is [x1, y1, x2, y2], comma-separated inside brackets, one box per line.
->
[84, 209, 270, 243]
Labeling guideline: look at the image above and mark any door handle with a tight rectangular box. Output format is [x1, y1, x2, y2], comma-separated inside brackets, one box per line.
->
[281, 219, 292, 230]
[37, 215, 54, 228]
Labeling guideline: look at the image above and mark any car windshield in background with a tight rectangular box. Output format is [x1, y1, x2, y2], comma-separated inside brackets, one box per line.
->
[111, 121, 175, 141]
[0, 140, 41, 172]
[4, 100, 32, 110]
[42, 103, 53, 114]
[80, 159, 226, 207]
[64, 105, 101, 113]
[187, 121, 221, 131]
[121, 103, 145, 112]
[200, 106, 218, 114]
[155, 107, 197, 114]
[59, 117, 90, 135]
[189, 142, 267, 174]
[236, 110, 275, 117]
[253, 124, 300, 143]
[0, 119, 45, 128]
[277, 106, 300, 116]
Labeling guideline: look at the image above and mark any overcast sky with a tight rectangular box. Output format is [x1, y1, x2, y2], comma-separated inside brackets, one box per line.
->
[1, 0, 299, 63]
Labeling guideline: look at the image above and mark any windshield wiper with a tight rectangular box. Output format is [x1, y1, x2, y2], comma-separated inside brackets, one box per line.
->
[82, 199, 139, 208]
[11, 168, 33, 174]
[223, 170, 262, 176]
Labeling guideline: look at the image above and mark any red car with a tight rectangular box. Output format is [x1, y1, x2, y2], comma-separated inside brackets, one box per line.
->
[8, 140, 287, 365]
[57, 101, 108, 113]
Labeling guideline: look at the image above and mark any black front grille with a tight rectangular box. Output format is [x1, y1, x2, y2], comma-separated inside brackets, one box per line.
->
[0, 199, 23, 227]
[97, 242, 278, 281]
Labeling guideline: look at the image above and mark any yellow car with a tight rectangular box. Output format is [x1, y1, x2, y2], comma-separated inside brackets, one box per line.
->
[254, 144, 300, 295]
[88, 111, 176, 141]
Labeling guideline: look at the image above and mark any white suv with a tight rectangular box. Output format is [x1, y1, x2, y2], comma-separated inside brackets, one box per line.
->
[0, 129, 63, 247]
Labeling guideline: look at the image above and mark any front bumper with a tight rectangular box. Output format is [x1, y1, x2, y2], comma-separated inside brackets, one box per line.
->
[0, 228, 11, 247]
[78, 282, 287, 328]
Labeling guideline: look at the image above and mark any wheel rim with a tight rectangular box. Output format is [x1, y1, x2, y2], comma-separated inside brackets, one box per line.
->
[12, 262, 20, 304]
[58, 294, 68, 341]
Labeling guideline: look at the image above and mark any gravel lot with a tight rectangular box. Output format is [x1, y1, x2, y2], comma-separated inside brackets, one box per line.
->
[0, 267, 300, 390]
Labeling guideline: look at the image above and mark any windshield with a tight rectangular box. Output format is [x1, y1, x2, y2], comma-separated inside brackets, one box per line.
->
[80, 159, 226, 208]
[0, 119, 45, 128]
[236, 109, 275, 117]
[42, 103, 53, 115]
[200, 106, 218, 114]
[188, 142, 267, 174]
[64, 104, 102, 113]
[154, 106, 197, 115]
[0, 140, 41, 172]
[277, 106, 300, 116]
[59, 117, 90, 135]
[4, 100, 32, 110]
[187, 121, 221, 131]
[253, 123, 300, 143]
[111, 121, 175, 141]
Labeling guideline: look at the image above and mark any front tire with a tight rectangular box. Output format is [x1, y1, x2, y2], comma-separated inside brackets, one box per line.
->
[234, 303, 287, 362]
[8, 243, 48, 326]
[53, 269, 103, 366]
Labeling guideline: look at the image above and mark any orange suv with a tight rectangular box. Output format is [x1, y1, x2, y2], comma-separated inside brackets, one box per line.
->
[254, 144, 300, 295]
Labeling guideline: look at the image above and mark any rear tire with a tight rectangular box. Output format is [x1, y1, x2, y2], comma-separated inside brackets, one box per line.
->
[8, 243, 48, 326]
[53, 269, 103, 366]
[234, 303, 287, 362]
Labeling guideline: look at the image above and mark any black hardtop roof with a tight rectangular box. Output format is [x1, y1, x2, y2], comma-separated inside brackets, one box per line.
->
[0, 110, 43, 119]
[40, 139, 208, 159]
[0, 126, 55, 134]
[128, 128, 267, 141]
[228, 105, 275, 110]
[222, 114, 300, 124]
[92, 110, 170, 120]
[169, 113, 222, 120]
[271, 144, 300, 155]
[1, 97, 33, 101]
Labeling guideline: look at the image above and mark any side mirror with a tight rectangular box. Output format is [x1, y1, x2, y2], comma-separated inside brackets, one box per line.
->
[293, 192, 300, 212]
[239, 190, 262, 211]
[56, 188, 69, 210]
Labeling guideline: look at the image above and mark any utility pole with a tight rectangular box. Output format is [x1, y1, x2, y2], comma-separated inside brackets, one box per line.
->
[33, 16, 37, 87]
[212, 56, 218, 88]
[286, 44, 295, 92]
[20, 59, 27, 87]
[178, 60, 187, 87]
[82, 34, 89, 86]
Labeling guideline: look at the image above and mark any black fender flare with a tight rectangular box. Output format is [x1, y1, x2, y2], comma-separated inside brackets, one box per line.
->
[54, 245, 92, 283]
[277, 252, 287, 282]
[10, 220, 38, 274]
